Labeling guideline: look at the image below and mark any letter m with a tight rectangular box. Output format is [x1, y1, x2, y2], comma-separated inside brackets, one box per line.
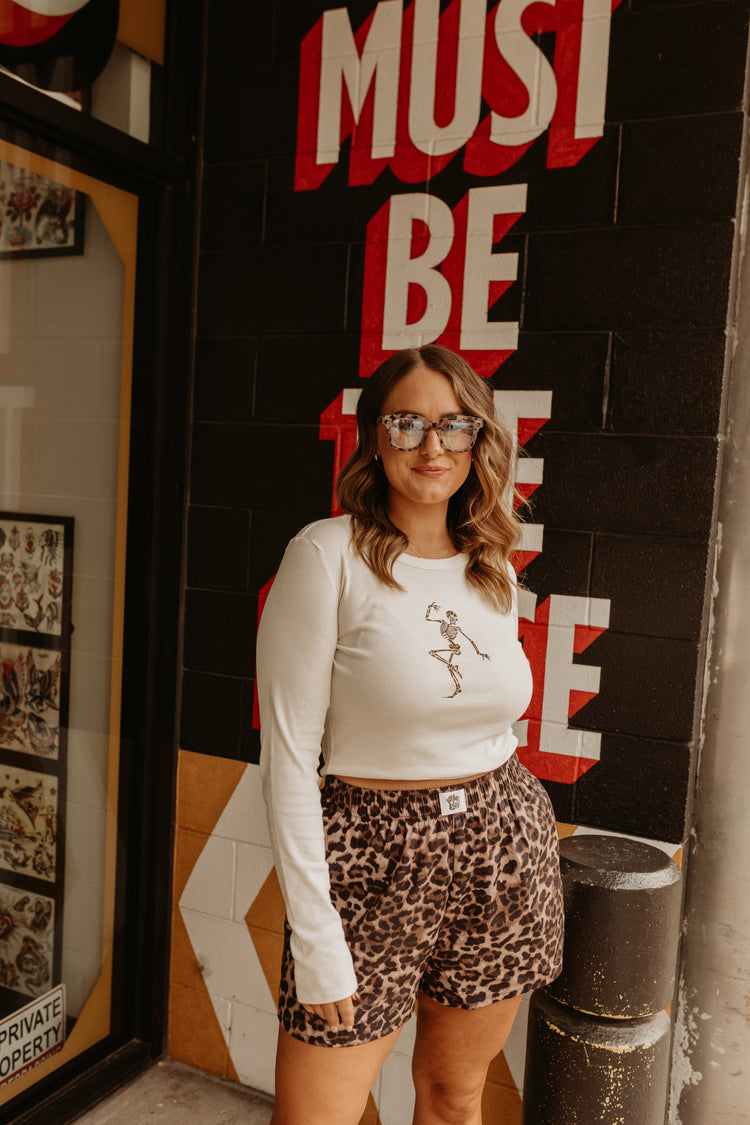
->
[295, 1, 401, 191]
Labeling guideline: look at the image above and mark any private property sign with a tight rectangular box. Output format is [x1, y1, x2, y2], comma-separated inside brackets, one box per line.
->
[0, 985, 65, 1087]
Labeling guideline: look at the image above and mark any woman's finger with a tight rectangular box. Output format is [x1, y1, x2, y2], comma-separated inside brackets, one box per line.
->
[301, 995, 358, 1030]
[336, 996, 356, 1030]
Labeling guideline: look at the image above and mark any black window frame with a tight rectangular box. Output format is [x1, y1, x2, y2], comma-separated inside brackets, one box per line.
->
[0, 1, 204, 1119]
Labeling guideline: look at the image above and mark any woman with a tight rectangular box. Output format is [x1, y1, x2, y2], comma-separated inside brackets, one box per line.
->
[257, 345, 563, 1125]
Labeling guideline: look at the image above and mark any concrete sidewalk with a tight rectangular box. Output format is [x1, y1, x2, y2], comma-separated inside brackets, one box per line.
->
[74, 1059, 273, 1124]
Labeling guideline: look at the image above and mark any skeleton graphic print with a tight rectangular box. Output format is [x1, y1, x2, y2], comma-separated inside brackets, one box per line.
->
[425, 602, 490, 698]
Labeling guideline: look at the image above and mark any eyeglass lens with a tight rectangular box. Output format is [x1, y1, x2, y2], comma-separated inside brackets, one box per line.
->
[386, 415, 478, 451]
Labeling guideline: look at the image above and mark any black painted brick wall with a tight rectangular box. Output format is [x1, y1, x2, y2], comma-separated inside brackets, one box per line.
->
[183, 0, 749, 843]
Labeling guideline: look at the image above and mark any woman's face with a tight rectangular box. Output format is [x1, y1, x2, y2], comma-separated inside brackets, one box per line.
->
[376, 365, 473, 517]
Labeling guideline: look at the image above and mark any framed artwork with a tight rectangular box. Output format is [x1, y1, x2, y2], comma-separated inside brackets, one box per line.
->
[0, 513, 71, 1014]
[0, 881, 55, 1000]
[0, 644, 63, 761]
[0, 763, 58, 884]
[0, 514, 73, 643]
[0, 161, 84, 260]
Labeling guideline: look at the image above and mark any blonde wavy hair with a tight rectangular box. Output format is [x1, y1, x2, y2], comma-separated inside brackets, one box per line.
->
[336, 345, 522, 612]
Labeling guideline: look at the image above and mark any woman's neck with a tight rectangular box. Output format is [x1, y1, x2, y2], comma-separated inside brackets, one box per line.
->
[388, 498, 455, 559]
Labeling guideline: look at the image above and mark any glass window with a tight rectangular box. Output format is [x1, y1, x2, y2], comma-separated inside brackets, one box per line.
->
[0, 2, 166, 146]
[0, 140, 136, 1094]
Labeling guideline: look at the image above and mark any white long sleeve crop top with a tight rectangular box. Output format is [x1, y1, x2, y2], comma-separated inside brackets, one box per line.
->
[256, 515, 533, 1004]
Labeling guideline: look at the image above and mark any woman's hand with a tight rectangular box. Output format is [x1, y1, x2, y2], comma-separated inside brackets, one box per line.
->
[302, 992, 359, 1032]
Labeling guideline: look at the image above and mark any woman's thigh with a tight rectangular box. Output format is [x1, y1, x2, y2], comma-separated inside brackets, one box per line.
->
[272, 1024, 401, 1125]
[411, 991, 523, 1100]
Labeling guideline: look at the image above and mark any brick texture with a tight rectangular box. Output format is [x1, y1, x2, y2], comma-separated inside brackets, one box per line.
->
[183, 0, 750, 849]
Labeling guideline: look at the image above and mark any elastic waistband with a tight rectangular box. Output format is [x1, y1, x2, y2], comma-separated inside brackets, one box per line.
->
[323, 753, 522, 821]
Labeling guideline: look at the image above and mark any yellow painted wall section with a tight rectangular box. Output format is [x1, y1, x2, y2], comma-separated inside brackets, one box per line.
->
[117, 0, 166, 66]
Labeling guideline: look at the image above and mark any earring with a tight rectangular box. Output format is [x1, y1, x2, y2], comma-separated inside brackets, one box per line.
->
[374, 453, 381, 462]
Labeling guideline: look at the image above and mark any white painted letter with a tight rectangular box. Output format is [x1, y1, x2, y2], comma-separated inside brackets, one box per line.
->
[493, 388, 551, 592]
[574, 0, 612, 140]
[540, 595, 610, 759]
[382, 193, 454, 349]
[493, 388, 552, 486]
[317, 1, 402, 165]
[490, 0, 557, 147]
[408, 0, 485, 156]
[460, 183, 527, 351]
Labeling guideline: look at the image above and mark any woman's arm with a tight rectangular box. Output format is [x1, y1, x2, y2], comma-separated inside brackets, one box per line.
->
[256, 533, 358, 1007]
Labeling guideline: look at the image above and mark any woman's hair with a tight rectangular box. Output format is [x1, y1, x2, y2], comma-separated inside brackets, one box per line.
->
[336, 344, 522, 612]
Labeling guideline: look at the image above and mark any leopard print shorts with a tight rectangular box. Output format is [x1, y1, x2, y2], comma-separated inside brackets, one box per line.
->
[278, 753, 564, 1047]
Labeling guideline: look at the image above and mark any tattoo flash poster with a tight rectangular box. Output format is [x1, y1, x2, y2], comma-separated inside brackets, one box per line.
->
[0, 882, 55, 1000]
[0, 513, 72, 1012]
[0, 765, 58, 885]
[0, 516, 69, 638]
[0, 645, 62, 761]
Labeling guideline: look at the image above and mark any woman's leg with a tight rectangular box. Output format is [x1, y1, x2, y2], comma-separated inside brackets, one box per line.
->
[271, 1024, 401, 1125]
[411, 992, 523, 1125]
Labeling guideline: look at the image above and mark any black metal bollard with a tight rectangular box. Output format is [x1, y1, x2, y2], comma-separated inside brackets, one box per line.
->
[522, 834, 682, 1125]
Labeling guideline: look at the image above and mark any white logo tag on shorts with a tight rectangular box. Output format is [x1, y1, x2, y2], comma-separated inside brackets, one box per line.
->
[439, 788, 467, 815]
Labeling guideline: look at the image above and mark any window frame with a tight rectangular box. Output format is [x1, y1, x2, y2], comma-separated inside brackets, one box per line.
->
[0, 1, 203, 1118]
